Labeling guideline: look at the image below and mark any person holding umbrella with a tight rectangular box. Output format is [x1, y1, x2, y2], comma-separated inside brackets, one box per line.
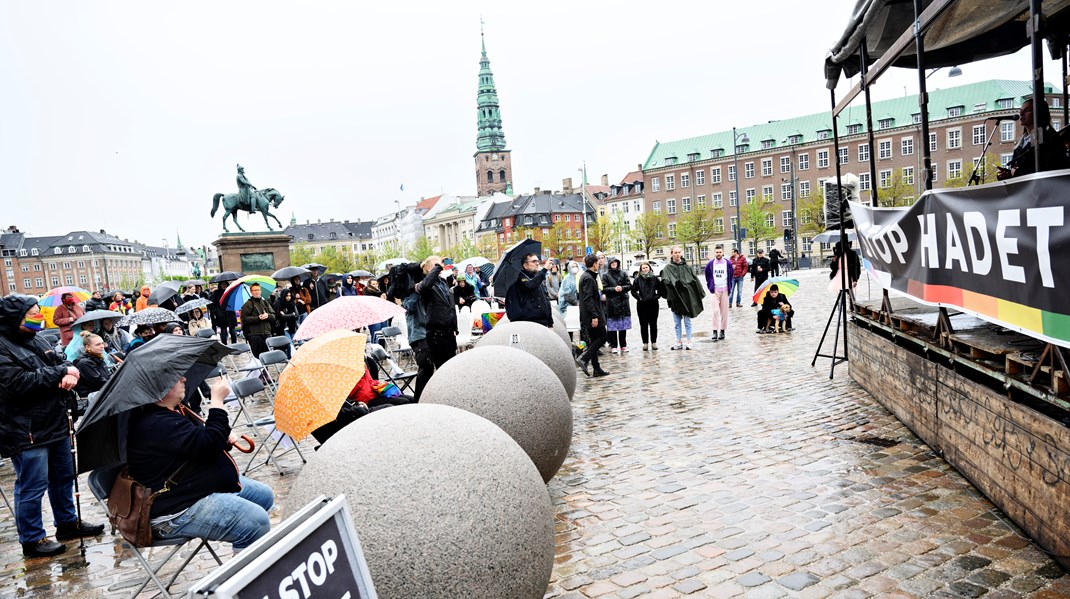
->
[239, 282, 275, 359]
[52, 293, 85, 349]
[505, 254, 553, 328]
[0, 295, 104, 557]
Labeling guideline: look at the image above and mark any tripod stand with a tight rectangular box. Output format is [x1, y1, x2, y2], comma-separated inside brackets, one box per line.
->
[811, 271, 852, 380]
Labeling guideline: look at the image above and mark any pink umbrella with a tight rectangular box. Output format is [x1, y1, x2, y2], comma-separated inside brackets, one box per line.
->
[294, 295, 406, 341]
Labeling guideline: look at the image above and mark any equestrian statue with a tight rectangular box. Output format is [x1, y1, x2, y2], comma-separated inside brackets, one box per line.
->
[211, 164, 286, 232]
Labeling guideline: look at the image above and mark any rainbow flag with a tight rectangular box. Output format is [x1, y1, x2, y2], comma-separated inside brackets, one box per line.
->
[480, 311, 506, 334]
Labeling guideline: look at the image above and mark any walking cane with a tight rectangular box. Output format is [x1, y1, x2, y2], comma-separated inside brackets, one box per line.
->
[66, 407, 87, 556]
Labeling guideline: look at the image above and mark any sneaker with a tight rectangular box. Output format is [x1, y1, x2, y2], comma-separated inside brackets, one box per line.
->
[611, 347, 620, 354]
[22, 538, 65, 558]
[711, 331, 720, 342]
[621, 346, 629, 353]
[55, 520, 105, 541]
[642, 343, 649, 351]
[671, 342, 683, 350]
[685, 342, 693, 350]
[756, 328, 766, 334]
[651, 343, 658, 351]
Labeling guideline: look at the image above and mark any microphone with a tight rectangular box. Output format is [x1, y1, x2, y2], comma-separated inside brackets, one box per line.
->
[986, 114, 1020, 122]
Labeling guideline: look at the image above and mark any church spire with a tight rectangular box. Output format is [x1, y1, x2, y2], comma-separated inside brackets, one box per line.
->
[476, 24, 507, 152]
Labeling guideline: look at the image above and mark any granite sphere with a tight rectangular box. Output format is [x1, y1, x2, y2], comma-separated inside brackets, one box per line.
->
[286, 404, 554, 599]
[478, 320, 577, 400]
[423, 346, 573, 482]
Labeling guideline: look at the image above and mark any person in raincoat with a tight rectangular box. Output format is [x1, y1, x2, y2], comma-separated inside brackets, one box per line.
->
[0, 295, 104, 558]
[659, 246, 705, 350]
[558, 261, 580, 317]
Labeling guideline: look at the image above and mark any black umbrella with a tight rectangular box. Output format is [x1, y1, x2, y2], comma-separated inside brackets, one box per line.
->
[72, 309, 123, 328]
[272, 266, 311, 280]
[300, 263, 327, 275]
[349, 269, 374, 278]
[158, 280, 183, 292]
[76, 335, 237, 473]
[493, 239, 542, 298]
[118, 307, 180, 328]
[209, 271, 243, 284]
[148, 285, 178, 306]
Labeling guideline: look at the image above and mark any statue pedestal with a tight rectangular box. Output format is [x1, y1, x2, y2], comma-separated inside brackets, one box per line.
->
[213, 232, 291, 276]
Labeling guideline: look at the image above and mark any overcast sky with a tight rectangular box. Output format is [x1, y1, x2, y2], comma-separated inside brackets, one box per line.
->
[0, 1, 1052, 248]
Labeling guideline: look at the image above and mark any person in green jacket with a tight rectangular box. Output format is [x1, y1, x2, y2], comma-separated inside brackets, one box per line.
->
[659, 246, 706, 350]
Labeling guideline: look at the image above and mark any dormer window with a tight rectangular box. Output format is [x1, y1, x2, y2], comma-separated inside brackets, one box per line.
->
[817, 130, 831, 140]
[54, 248, 62, 255]
[664, 156, 678, 166]
[847, 124, 862, 135]
[947, 105, 964, 117]
[68, 246, 76, 253]
[878, 118, 894, 130]
[82, 245, 90, 252]
[787, 135, 803, 144]
[711, 148, 725, 158]
[687, 152, 700, 162]
[735, 144, 749, 153]
[19, 249, 27, 256]
[329, 232, 337, 240]
[761, 139, 775, 149]
[307, 234, 314, 241]
[31, 249, 38, 256]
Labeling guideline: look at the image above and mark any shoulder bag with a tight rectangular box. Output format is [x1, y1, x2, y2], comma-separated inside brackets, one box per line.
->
[107, 462, 190, 547]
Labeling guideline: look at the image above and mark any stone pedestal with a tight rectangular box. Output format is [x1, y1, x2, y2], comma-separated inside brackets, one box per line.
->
[213, 232, 291, 276]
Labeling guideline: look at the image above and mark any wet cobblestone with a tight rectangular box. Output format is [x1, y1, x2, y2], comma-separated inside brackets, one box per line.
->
[0, 268, 1067, 597]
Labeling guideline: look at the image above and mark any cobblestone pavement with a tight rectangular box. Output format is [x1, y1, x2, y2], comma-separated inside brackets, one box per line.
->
[1, 268, 1067, 597]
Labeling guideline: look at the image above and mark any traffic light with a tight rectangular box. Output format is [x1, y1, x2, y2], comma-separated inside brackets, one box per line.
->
[784, 228, 792, 241]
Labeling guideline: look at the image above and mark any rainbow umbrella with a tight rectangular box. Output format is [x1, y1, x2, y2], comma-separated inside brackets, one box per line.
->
[219, 275, 277, 312]
[752, 277, 800, 305]
[38, 286, 92, 307]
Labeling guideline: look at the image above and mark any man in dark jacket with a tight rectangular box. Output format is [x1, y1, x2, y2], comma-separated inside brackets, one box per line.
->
[305, 270, 331, 311]
[505, 254, 553, 328]
[750, 249, 771, 307]
[0, 295, 104, 558]
[404, 256, 457, 400]
[128, 375, 272, 550]
[84, 291, 107, 313]
[209, 282, 238, 344]
[768, 247, 782, 277]
[239, 282, 275, 358]
[576, 253, 609, 378]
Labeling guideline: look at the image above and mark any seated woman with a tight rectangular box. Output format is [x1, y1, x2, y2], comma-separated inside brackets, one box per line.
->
[73, 332, 113, 397]
[757, 284, 794, 334]
[126, 325, 155, 353]
[187, 308, 212, 338]
[99, 317, 131, 361]
[127, 376, 273, 552]
[454, 277, 477, 309]
[310, 357, 412, 444]
[64, 321, 99, 361]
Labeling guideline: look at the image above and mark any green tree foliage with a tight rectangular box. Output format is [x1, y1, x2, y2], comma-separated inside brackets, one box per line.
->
[410, 236, 435, 262]
[289, 242, 317, 268]
[477, 235, 500, 260]
[676, 206, 722, 262]
[454, 237, 478, 261]
[630, 211, 667, 260]
[943, 153, 1003, 188]
[544, 221, 570, 258]
[740, 195, 777, 254]
[797, 186, 827, 259]
[587, 215, 614, 253]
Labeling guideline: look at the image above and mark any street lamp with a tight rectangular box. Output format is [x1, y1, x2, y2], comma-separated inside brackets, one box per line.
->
[732, 127, 750, 252]
[782, 139, 800, 270]
[578, 165, 589, 253]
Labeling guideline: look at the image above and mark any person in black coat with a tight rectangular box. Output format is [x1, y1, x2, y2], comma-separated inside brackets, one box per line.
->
[505, 254, 553, 328]
[127, 376, 273, 550]
[830, 241, 861, 289]
[73, 332, 111, 397]
[272, 288, 299, 338]
[453, 277, 477, 309]
[84, 291, 107, 313]
[757, 284, 794, 333]
[0, 295, 104, 557]
[768, 247, 782, 277]
[209, 282, 237, 344]
[601, 258, 632, 352]
[630, 262, 661, 350]
[576, 253, 608, 377]
[304, 271, 331, 310]
[750, 249, 771, 307]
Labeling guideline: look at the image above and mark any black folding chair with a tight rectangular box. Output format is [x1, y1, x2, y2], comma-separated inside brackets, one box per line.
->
[88, 463, 222, 598]
[379, 325, 415, 368]
[266, 335, 292, 358]
[367, 344, 416, 394]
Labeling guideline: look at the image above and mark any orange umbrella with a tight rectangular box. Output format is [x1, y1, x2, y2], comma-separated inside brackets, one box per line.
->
[274, 330, 367, 442]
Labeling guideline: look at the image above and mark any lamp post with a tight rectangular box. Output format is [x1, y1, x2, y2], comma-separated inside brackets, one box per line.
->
[731, 127, 750, 252]
[782, 140, 800, 270]
[578, 164, 589, 253]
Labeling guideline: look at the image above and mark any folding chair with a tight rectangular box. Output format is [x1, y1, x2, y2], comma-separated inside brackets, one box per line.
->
[367, 344, 416, 394]
[456, 312, 475, 350]
[265, 335, 292, 358]
[88, 463, 222, 599]
[231, 377, 304, 476]
[228, 376, 268, 443]
[252, 349, 288, 397]
[380, 326, 415, 369]
[224, 342, 251, 377]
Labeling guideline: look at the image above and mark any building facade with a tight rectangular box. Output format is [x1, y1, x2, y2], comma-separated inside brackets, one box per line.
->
[642, 79, 1059, 261]
[474, 31, 513, 196]
[284, 219, 375, 256]
[601, 170, 645, 270]
[474, 193, 596, 258]
[422, 196, 492, 254]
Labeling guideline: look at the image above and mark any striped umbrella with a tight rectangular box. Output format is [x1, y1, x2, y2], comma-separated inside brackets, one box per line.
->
[219, 275, 277, 312]
[752, 277, 800, 305]
[39, 286, 92, 307]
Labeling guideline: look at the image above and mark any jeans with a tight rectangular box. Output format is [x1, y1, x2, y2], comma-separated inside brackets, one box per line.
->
[11, 438, 78, 544]
[672, 312, 692, 342]
[732, 277, 745, 305]
[153, 477, 273, 550]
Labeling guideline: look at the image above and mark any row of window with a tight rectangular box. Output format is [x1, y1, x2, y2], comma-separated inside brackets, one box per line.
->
[648, 121, 1036, 193]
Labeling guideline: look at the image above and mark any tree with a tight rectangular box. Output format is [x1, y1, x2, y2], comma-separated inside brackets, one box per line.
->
[377, 240, 404, 262]
[874, 172, 917, 207]
[676, 206, 722, 262]
[544, 221, 570, 258]
[454, 237, 478, 260]
[587, 215, 614, 253]
[630, 211, 667, 260]
[797, 186, 826, 259]
[740, 195, 777, 255]
[477, 235, 499, 260]
[411, 236, 435, 262]
[944, 153, 1003, 188]
[289, 242, 317, 268]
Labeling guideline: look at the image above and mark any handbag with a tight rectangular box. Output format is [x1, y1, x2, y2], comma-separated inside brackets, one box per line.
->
[107, 462, 189, 547]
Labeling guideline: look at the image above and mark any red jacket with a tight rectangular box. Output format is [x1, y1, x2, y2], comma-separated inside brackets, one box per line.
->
[731, 254, 749, 278]
[53, 303, 84, 346]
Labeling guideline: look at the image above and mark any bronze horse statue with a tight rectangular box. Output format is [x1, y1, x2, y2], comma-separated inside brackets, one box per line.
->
[211, 188, 285, 233]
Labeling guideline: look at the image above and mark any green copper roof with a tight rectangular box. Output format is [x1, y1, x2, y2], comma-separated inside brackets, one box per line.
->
[643, 79, 1055, 170]
[476, 31, 507, 152]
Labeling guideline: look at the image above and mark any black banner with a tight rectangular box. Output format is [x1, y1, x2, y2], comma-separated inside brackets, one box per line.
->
[850, 170, 1070, 347]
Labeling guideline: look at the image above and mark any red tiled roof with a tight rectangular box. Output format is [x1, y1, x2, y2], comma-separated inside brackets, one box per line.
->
[619, 170, 643, 185]
[416, 195, 442, 212]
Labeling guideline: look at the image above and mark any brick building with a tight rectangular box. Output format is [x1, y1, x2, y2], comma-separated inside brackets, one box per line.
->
[474, 193, 596, 258]
[642, 79, 1061, 261]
